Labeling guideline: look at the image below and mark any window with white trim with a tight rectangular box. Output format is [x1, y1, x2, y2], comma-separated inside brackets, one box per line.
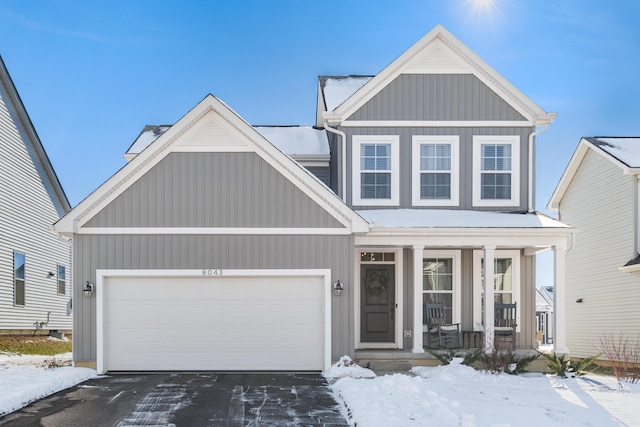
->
[412, 136, 459, 206]
[472, 136, 520, 207]
[472, 250, 520, 331]
[14, 252, 25, 306]
[352, 135, 399, 206]
[422, 250, 461, 330]
[57, 264, 66, 295]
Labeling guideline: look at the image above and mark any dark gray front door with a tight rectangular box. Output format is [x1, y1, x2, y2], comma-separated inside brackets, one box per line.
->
[360, 264, 395, 343]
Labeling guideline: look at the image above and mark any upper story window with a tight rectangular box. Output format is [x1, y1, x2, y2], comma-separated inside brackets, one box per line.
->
[14, 252, 25, 306]
[352, 135, 399, 206]
[57, 264, 66, 295]
[472, 135, 520, 207]
[412, 136, 459, 206]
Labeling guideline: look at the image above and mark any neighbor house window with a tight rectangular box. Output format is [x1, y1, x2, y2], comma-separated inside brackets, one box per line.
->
[422, 250, 461, 331]
[412, 136, 459, 206]
[473, 136, 520, 207]
[472, 250, 520, 332]
[14, 252, 25, 306]
[352, 135, 400, 206]
[57, 264, 66, 295]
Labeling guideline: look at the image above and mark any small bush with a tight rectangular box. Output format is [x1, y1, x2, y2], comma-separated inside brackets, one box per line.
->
[539, 352, 570, 377]
[41, 356, 69, 369]
[461, 349, 484, 367]
[427, 349, 458, 365]
[598, 332, 640, 383]
[472, 343, 538, 375]
[570, 354, 600, 377]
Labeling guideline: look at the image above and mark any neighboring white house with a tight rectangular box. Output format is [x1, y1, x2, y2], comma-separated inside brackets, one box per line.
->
[549, 137, 640, 358]
[0, 56, 72, 334]
[536, 285, 553, 345]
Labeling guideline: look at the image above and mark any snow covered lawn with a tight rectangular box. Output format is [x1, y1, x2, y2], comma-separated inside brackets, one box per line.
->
[328, 357, 640, 426]
[0, 353, 96, 417]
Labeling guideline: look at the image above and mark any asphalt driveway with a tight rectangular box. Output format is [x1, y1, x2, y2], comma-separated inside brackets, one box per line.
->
[0, 372, 349, 426]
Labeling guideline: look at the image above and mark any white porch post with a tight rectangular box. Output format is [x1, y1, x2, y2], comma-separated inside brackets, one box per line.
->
[412, 245, 425, 353]
[483, 245, 496, 353]
[553, 243, 569, 355]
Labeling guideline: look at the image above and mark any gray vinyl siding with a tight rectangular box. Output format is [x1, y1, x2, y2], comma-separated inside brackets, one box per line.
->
[304, 166, 330, 188]
[399, 248, 535, 350]
[85, 152, 344, 229]
[559, 150, 640, 358]
[73, 234, 354, 363]
[0, 72, 72, 331]
[342, 126, 532, 210]
[349, 74, 526, 122]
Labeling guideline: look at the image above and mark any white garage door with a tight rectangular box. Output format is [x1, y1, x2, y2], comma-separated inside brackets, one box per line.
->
[100, 273, 327, 372]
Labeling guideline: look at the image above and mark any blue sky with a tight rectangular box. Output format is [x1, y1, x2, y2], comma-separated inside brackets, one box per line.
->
[2, 1, 639, 285]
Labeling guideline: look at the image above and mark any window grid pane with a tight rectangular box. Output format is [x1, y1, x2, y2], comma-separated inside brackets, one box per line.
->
[360, 142, 392, 200]
[419, 143, 452, 200]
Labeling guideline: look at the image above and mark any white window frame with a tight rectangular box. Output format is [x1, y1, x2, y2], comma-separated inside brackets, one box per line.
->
[472, 135, 520, 207]
[13, 251, 25, 306]
[352, 135, 400, 206]
[422, 250, 461, 332]
[57, 264, 66, 295]
[472, 249, 521, 332]
[412, 136, 459, 207]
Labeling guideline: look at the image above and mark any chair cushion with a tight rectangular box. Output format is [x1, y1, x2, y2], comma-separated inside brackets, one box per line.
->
[494, 326, 515, 332]
[439, 325, 460, 332]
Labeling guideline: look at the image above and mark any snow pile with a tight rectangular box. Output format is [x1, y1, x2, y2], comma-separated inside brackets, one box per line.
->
[324, 355, 376, 379]
[0, 353, 96, 416]
[331, 358, 631, 426]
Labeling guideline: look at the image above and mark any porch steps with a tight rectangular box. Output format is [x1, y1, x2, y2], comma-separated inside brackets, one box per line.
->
[366, 360, 413, 373]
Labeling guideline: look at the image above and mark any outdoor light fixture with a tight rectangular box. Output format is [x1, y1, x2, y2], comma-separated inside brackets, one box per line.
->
[576, 298, 583, 303]
[47, 271, 55, 278]
[333, 280, 344, 297]
[83, 281, 94, 298]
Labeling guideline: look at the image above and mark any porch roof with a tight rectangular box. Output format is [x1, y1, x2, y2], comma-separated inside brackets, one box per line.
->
[357, 209, 569, 229]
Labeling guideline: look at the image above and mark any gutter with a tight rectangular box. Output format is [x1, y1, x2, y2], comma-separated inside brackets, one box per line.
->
[323, 121, 347, 202]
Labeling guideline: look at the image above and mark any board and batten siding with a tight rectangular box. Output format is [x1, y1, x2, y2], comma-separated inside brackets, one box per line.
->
[348, 74, 526, 122]
[73, 234, 354, 363]
[560, 149, 640, 358]
[342, 126, 533, 210]
[85, 152, 343, 229]
[0, 74, 72, 331]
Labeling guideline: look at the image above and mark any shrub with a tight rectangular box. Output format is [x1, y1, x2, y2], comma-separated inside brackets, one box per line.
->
[539, 352, 570, 377]
[41, 356, 69, 369]
[473, 343, 538, 375]
[427, 349, 458, 365]
[570, 354, 600, 377]
[598, 332, 640, 383]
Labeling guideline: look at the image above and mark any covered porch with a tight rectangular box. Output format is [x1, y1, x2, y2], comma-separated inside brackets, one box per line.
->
[353, 209, 574, 357]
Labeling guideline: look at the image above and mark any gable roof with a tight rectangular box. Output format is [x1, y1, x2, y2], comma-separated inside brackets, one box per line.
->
[54, 94, 368, 236]
[320, 24, 556, 127]
[0, 56, 70, 214]
[548, 137, 640, 210]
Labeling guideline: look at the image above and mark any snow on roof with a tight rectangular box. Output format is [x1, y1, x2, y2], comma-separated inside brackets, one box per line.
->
[125, 125, 329, 157]
[254, 126, 329, 156]
[322, 76, 372, 111]
[586, 137, 640, 168]
[126, 125, 171, 155]
[356, 209, 570, 229]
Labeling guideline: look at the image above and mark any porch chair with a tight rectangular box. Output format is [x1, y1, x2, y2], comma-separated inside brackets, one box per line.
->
[494, 303, 517, 351]
[424, 303, 462, 349]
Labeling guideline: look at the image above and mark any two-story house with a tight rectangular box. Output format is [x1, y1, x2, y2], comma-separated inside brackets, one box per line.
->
[54, 25, 573, 373]
[0, 56, 72, 335]
[549, 137, 640, 359]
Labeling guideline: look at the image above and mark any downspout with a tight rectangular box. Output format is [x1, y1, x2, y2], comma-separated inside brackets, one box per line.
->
[324, 121, 347, 202]
[528, 121, 551, 212]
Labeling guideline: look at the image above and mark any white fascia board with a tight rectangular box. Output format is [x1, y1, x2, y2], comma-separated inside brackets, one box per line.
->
[54, 94, 367, 236]
[78, 227, 352, 235]
[331, 25, 551, 126]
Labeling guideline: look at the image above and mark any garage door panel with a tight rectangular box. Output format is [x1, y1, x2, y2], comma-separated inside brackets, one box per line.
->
[102, 274, 326, 371]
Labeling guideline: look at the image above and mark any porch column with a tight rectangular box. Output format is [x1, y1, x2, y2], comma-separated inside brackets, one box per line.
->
[483, 245, 496, 352]
[412, 245, 424, 353]
[553, 243, 569, 355]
